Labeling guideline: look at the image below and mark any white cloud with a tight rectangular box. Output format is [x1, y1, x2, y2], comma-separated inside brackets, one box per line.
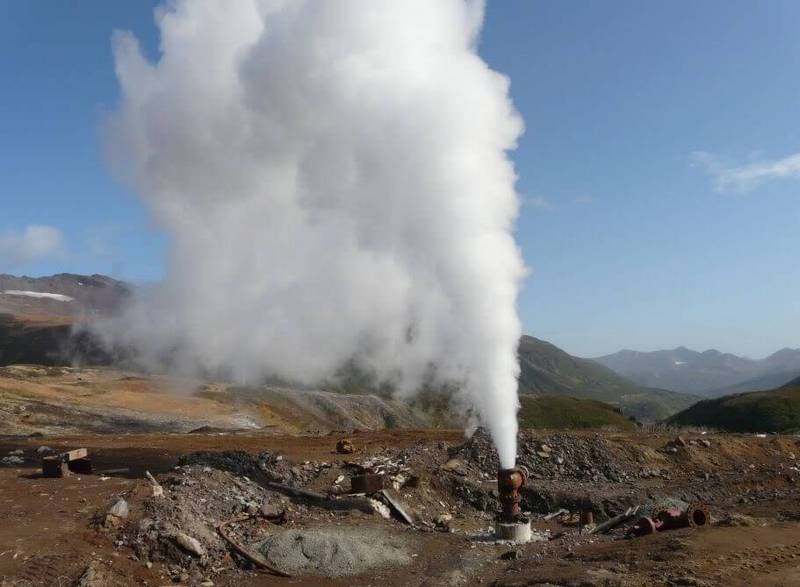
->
[692, 150, 800, 193]
[574, 195, 594, 204]
[524, 195, 553, 209]
[0, 225, 64, 268]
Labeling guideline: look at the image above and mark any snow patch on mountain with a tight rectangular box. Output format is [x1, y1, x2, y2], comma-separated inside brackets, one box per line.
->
[2, 290, 75, 303]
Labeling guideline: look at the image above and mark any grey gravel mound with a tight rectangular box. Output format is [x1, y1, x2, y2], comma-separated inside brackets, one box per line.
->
[260, 527, 410, 577]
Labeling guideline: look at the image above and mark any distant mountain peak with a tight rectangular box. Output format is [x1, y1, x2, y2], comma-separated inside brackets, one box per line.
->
[518, 336, 697, 422]
[767, 347, 800, 359]
[595, 344, 800, 397]
[0, 272, 130, 320]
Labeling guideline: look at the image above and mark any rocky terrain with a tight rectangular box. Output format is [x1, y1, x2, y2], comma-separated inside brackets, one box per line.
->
[2, 427, 800, 586]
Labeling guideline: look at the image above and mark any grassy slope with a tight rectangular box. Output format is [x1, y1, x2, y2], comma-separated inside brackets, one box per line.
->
[518, 394, 637, 431]
[667, 378, 800, 433]
[518, 335, 698, 421]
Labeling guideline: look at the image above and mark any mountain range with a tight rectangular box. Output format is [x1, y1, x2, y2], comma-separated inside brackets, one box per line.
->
[593, 346, 800, 397]
[518, 336, 697, 421]
[0, 273, 129, 320]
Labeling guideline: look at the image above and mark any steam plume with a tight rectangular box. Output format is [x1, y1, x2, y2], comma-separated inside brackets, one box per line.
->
[103, 0, 525, 467]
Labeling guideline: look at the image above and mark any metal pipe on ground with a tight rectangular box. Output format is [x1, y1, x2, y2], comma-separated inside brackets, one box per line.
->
[628, 502, 710, 537]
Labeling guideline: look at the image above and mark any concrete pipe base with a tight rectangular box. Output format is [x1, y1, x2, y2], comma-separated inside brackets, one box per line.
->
[495, 518, 532, 543]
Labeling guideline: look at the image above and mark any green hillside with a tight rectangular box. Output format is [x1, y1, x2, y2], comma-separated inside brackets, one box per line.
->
[518, 336, 698, 421]
[518, 394, 637, 430]
[666, 378, 800, 433]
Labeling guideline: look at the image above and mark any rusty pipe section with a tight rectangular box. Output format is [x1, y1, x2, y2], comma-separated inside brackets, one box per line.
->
[497, 467, 527, 522]
[628, 502, 709, 537]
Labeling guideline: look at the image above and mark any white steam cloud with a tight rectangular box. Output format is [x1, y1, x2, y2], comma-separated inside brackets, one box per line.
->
[103, 0, 525, 467]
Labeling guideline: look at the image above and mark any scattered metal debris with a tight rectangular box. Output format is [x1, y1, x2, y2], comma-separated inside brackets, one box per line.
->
[589, 505, 641, 535]
[543, 508, 569, 521]
[379, 488, 418, 526]
[97, 467, 130, 475]
[628, 502, 710, 537]
[264, 480, 376, 514]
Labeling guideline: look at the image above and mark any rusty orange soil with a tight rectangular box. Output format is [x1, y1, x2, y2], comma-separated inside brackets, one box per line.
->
[1, 429, 800, 586]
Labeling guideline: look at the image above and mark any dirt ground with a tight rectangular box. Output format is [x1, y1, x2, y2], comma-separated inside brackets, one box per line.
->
[1, 428, 800, 587]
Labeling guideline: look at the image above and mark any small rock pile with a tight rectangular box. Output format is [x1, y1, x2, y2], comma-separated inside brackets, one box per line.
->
[120, 459, 291, 583]
[450, 428, 640, 483]
[260, 527, 410, 577]
[1, 449, 24, 466]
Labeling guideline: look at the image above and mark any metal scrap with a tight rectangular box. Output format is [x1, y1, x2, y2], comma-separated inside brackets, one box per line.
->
[378, 488, 418, 526]
[543, 508, 569, 521]
[589, 505, 641, 535]
[264, 480, 377, 514]
[628, 502, 710, 537]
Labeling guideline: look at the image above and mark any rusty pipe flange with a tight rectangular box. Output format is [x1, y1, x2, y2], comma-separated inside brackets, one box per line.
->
[686, 502, 710, 528]
[497, 467, 527, 521]
[629, 516, 658, 536]
[498, 467, 527, 490]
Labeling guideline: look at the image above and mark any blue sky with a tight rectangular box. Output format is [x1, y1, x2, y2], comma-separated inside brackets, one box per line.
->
[1, 1, 798, 358]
